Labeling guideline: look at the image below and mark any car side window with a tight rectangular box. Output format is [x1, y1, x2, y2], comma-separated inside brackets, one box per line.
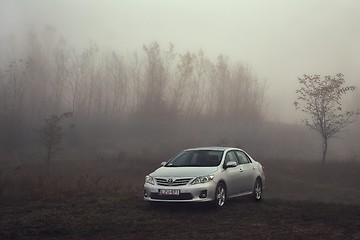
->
[225, 151, 239, 165]
[235, 151, 250, 164]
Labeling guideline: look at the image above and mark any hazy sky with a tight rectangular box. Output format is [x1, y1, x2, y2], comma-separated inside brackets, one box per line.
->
[1, 0, 359, 123]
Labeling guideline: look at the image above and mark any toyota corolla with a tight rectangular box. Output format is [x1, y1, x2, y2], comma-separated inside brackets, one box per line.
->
[144, 147, 265, 207]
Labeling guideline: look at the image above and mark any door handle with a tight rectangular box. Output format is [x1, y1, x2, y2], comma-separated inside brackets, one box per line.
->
[239, 168, 243, 172]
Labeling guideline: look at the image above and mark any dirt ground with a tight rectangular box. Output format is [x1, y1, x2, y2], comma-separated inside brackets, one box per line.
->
[1, 158, 360, 239]
[1, 195, 360, 240]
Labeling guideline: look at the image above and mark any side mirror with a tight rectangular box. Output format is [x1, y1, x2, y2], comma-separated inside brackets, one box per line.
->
[160, 161, 167, 166]
[224, 160, 237, 169]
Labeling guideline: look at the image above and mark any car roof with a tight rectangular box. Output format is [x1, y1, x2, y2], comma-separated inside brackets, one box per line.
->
[184, 146, 243, 152]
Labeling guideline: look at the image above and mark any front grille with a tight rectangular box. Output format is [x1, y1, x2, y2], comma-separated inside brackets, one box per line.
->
[150, 193, 194, 200]
[155, 177, 193, 186]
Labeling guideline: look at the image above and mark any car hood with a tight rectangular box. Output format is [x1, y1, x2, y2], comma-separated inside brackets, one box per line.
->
[150, 166, 218, 178]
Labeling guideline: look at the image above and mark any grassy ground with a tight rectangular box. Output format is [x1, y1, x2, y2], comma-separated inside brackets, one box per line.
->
[1, 195, 360, 240]
[1, 154, 360, 239]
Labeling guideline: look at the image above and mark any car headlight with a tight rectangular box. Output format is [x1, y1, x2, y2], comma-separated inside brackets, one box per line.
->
[190, 175, 214, 185]
[145, 175, 155, 185]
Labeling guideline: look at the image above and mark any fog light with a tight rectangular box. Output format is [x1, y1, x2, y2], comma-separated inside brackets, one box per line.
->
[144, 190, 148, 197]
[199, 190, 207, 198]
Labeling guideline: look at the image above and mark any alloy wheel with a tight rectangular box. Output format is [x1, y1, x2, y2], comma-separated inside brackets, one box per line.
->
[254, 180, 262, 201]
[215, 184, 226, 207]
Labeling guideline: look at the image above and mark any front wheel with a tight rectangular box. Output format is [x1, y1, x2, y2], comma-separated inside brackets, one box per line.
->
[214, 183, 226, 207]
[252, 179, 262, 201]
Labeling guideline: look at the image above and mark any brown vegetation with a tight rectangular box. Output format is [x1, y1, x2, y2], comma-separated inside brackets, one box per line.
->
[1, 150, 359, 205]
[1, 154, 360, 239]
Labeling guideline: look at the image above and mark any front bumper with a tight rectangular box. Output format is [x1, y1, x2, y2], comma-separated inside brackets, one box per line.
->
[144, 181, 217, 203]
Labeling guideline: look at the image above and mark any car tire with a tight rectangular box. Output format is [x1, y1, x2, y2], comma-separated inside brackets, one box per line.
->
[252, 179, 262, 201]
[214, 183, 226, 207]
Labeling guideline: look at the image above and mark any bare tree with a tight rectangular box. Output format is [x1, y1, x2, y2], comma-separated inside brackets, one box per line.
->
[214, 55, 230, 118]
[141, 42, 174, 116]
[107, 51, 128, 120]
[186, 50, 213, 118]
[34, 112, 73, 172]
[85, 41, 98, 118]
[52, 51, 65, 110]
[127, 51, 143, 113]
[52, 38, 69, 112]
[171, 51, 194, 113]
[68, 45, 92, 117]
[2, 59, 28, 119]
[26, 28, 50, 118]
[69, 49, 84, 115]
[294, 73, 359, 165]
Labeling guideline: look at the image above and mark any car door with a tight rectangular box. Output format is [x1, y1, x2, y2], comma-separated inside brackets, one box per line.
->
[223, 151, 244, 196]
[235, 150, 256, 193]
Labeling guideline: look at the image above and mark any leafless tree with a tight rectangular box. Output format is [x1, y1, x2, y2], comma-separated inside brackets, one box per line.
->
[1, 60, 28, 119]
[128, 51, 143, 113]
[106, 51, 128, 120]
[84, 41, 99, 118]
[140, 42, 174, 117]
[26, 28, 51, 119]
[34, 112, 73, 172]
[68, 46, 91, 117]
[294, 73, 359, 165]
[171, 51, 194, 113]
[214, 55, 230, 118]
[232, 65, 266, 124]
[186, 50, 213, 118]
[52, 38, 69, 112]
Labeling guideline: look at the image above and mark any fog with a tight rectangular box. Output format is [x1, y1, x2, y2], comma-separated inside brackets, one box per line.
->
[2, 3, 360, 238]
[2, 5, 360, 235]
[0, 0, 359, 161]
[2, 0, 360, 122]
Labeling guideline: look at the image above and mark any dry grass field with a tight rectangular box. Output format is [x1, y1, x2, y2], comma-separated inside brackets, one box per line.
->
[1, 196, 360, 240]
[1, 152, 360, 239]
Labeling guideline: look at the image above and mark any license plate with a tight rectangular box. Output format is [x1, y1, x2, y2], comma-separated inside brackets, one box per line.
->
[159, 189, 180, 195]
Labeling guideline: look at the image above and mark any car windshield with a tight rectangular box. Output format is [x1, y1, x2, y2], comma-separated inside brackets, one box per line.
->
[165, 150, 223, 167]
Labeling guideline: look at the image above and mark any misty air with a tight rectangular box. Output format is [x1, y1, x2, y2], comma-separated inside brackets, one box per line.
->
[0, 1, 360, 239]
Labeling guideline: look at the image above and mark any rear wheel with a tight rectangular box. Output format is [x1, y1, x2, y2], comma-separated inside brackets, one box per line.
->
[214, 183, 226, 207]
[252, 179, 262, 201]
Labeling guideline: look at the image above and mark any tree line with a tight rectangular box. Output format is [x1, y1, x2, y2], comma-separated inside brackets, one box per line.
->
[0, 28, 266, 151]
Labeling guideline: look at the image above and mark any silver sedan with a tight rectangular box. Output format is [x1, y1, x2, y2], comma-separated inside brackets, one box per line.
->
[144, 147, 265, 207]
